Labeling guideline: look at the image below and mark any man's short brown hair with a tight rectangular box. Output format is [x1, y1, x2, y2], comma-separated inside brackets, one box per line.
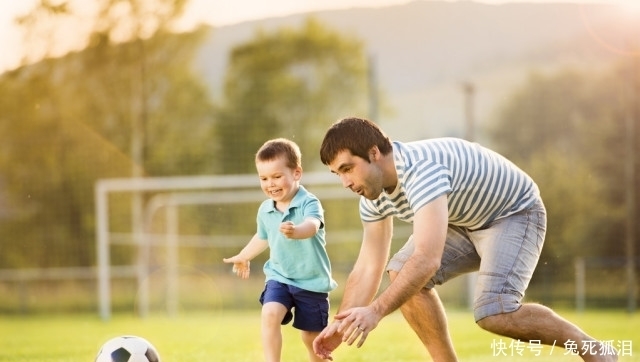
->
[320, 117, 392, 165]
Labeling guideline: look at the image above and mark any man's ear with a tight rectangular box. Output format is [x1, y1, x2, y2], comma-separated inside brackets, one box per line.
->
[368, 146, 380, 162]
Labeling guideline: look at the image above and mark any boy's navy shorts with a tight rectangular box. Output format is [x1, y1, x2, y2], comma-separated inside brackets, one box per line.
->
[259, 280, 329, 332]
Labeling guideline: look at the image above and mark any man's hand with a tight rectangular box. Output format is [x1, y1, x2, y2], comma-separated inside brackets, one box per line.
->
[335, 305, 382, 348]
[313, 321, 344, 360]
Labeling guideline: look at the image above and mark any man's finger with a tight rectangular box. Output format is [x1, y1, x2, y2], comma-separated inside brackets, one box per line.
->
[356, 329, 369, 348]
[333, 310, 351, 320]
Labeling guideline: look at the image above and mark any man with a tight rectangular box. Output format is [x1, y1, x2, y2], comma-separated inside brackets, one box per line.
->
[312, 117, 617, 361]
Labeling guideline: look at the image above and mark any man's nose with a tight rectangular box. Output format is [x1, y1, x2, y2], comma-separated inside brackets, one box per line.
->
[339, 174, 352, 189]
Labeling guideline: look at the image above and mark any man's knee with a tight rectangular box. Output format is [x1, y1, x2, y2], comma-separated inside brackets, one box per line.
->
[476, 313, 502, 332]
[473, 291, 522, 322]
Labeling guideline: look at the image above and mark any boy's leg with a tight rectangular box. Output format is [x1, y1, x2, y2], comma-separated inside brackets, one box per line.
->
[300, 330, 324, 362]
[289, 286, 330, 361]
[260, 281, 294, 362]
[261, 302, 287, 362]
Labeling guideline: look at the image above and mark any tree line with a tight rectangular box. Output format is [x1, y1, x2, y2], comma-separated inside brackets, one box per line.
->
[0, 0, 369, 269]
[0, 0, 637, 290]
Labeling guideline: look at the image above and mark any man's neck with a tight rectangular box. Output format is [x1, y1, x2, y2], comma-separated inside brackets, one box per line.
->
[381, 153, 398, 194]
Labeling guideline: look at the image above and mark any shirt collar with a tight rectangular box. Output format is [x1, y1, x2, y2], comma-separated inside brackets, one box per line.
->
[266, 184, 307, 213]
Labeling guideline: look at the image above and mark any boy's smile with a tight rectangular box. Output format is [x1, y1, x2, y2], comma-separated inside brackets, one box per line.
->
[256, 156, 302, 207]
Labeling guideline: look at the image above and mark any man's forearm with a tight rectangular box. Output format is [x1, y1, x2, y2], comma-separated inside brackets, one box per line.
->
[371, 253, 438, 317]
[337, 267, 384, 313]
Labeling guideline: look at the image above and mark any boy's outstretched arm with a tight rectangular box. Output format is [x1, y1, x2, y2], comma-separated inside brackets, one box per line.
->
[279, 218, 321, 239]
[222, 233, 268, 279]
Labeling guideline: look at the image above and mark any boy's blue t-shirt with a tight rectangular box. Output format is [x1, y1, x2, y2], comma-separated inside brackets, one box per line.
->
[256, 185, 337, 293]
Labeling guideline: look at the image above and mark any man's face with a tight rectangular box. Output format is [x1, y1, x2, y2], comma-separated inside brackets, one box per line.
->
[327, 149, 384, 200]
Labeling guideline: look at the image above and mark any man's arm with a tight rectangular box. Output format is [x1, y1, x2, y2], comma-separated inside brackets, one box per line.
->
[336, 194, 449, 347]
[339, 215, 394, 311]
[370, 194, 448, 317]
[312, 216, 393, 360]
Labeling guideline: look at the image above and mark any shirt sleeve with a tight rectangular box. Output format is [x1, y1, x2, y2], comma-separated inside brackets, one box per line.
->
[302, 196, 325, 229]
[404, 159, 452, 212]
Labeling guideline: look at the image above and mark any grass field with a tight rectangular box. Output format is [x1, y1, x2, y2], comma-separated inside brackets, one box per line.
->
[0, 309, 637, 361]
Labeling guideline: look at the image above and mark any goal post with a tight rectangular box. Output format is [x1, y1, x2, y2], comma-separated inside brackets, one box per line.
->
[94, 173, 346, 321]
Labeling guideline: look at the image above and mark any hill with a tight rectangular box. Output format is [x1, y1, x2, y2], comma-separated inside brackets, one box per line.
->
[193, 0, 627, 143]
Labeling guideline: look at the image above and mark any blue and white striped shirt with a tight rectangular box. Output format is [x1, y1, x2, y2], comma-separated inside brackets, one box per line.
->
[360, 138, 540, 230]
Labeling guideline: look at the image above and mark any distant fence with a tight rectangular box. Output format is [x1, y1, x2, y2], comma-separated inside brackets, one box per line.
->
[0, 266, 133, 314]
[1, 172, 636, 316]
[574, 256, 639, 312]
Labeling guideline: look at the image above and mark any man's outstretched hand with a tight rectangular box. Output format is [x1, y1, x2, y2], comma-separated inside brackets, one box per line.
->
[313, 321, 344, 360]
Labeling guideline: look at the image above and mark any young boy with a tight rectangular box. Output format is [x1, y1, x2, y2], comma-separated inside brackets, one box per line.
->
[223, 138, 337, 362]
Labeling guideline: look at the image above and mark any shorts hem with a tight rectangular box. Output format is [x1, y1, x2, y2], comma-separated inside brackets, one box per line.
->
[473, 294, 522, 322]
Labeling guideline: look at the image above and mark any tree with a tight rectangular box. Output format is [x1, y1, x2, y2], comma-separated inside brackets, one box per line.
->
[214, 18, 369, 174]
[488, 70, 595, 162]
[0, 0, 214, 268]
[487, 63, 639, 270]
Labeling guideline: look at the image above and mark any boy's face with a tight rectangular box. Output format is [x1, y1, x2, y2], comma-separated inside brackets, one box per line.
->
[256, 156, 301, 204]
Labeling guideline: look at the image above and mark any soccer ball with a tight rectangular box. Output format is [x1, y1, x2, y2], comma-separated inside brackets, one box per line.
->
[95, 335, 161, 362]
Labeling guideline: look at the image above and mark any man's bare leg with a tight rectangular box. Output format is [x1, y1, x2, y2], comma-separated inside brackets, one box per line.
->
[390, 271, 458, 361]
[477, 303, 617, 362]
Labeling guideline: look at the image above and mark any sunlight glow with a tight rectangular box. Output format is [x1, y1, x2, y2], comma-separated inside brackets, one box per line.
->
[613, 0, 640, 14]
[579, 1, 640, 57]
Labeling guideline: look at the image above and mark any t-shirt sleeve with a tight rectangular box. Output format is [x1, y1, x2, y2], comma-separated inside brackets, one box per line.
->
[303, 196, 325, 229]
[404, 160, 452, 212]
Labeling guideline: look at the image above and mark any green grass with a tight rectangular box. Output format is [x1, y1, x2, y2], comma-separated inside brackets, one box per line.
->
[0, 309, 637, 361]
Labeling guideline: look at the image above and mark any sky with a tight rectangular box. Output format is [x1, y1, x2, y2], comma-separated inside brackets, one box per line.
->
[1, 0, 638, 73]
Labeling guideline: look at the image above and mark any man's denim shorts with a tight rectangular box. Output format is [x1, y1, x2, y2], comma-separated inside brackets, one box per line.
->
[387, 199, 547, 322]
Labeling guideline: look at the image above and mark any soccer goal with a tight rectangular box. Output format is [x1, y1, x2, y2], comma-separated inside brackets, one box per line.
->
[94, 172, 357, 320]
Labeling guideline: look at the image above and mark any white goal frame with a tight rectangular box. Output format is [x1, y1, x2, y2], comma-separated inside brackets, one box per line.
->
[94, 172, 349, 321]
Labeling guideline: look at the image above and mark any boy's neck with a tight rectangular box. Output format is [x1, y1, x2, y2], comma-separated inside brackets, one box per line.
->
[274, 184, 299, 211]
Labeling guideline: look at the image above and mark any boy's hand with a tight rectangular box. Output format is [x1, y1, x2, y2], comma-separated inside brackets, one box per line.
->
[222, 256, 250, 279]
[279, 221, 296, 238]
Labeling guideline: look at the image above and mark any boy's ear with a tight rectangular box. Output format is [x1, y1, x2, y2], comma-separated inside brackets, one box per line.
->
[294, 166, 303, 180]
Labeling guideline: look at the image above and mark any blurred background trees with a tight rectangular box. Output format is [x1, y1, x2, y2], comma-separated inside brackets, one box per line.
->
[487, 59, 639, 306]
[0, 0, 213, 269]
[0, 1, 370, 270]
[0, 0, 637, 312]
[214, 18, 369, 174]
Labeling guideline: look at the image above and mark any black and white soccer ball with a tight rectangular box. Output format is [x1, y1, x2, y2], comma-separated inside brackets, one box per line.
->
[95, 335, 161, 362]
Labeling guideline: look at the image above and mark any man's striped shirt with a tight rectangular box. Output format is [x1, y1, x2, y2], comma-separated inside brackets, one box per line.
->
[360, 138, 540, 230]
